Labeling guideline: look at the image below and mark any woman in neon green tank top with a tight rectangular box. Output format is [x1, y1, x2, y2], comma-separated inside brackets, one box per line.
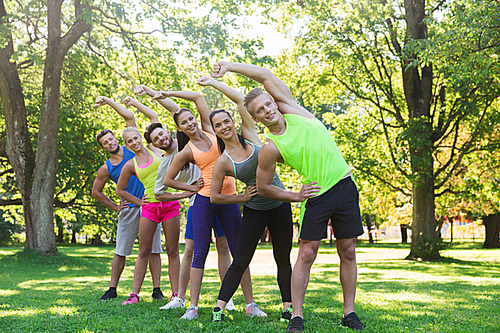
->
[116, 125, 184, 305]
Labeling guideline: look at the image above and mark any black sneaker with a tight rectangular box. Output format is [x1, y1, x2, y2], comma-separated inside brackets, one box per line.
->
[281, 306, 293, 323]
[341, 312, 365, 331]
[152, 287, 166, 300]
[211, 306, 225, 322]
[100, 287, 117, 300]
[286, 316, 304, 333]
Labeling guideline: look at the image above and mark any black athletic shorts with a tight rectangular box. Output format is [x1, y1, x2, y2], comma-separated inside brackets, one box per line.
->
[300, 177, 363, 241]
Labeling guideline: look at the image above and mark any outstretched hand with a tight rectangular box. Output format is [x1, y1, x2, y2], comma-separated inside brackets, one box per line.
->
[94, 96, 110, 107]
[122, 96, 136, 107]
[212, 61, 229, 78]
[197, 76, 216, 87]
[152, 91, 171, 100]
[297, 182, 321, 202]
[134, 84, 154, 97]
[243, 185, 258, 202]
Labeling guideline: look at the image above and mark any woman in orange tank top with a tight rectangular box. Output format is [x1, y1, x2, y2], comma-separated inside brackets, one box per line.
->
[156, 87, 256, 321]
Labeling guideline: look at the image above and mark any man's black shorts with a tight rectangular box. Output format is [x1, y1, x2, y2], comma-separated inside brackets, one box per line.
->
[300, 177, 363, 241]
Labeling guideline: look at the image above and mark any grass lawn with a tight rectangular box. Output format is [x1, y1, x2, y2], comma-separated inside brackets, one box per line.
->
[0, 241, 499, 332]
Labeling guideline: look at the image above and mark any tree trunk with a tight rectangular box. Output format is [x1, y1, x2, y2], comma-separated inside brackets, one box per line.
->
[364, 214, 374, 244]
[403, 0, 440, 260]
[0, 0, 90, 256]
[57, 227, 64, 243]
[400, 224, 408, 243]
[71, 230, 77, 244]
[91, 234, 103, 245]
[0, 0, 36, 250]
[483, 214, 500, 249]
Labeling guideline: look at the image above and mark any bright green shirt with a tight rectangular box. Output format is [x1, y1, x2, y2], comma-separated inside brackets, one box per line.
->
[133, 148, 161, 204]
[267, 114, 351, 220]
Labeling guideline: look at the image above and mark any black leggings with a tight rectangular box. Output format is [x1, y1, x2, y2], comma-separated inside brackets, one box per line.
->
[218, 202, 293, 303]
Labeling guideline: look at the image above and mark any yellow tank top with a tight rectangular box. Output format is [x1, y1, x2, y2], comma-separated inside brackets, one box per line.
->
[133, 147, 161, 203]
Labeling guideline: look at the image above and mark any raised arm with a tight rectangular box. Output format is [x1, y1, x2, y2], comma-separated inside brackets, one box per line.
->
[116, 161, 148, 206]
[92, 164, 128, 212]
[94, 96, 137, 127]
[210, 155, 257, 204]
[153, 90, 213, 134]
[256, 140, 321, 202]
[163, 146, 201, 192]
[122, 96, 159, 123]
[134, 84, 180, 117]
[197, 76, 261, 145]
[212, 61, 314, 119]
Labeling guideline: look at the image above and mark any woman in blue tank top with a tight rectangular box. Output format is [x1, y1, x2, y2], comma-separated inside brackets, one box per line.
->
[197, 76, 294, 323]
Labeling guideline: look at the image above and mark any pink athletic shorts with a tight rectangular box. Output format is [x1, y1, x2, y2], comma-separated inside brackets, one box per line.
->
[141, 201, 181, 224]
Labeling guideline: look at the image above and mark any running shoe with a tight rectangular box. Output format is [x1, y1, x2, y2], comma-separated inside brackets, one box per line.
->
[281, 306, 293, 323]
[211, 306, 225, 323]
[159, 296, 185, 310]
[341, 312, 365, 331]
[122, 293, 139, 305]
[170, 292, 179, 302]
[286, 316, 304, 333]
[226, 298, 236, 311]
[246, 302, 267, 317]
[100, 287, 117, 300]
[180, 305, 198, 320]
[152, 287, 165, 300]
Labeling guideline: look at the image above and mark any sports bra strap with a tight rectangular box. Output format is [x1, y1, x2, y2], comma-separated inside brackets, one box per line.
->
[223, 150, 237, 178]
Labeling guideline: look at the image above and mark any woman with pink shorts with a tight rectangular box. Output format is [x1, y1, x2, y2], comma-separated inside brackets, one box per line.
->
[117, 126, 192, 305]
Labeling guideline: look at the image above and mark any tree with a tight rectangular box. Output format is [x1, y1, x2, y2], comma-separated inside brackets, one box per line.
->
[0, 0, 92, 255]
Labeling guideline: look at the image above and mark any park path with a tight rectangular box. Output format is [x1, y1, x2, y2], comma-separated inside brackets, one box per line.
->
[203, 246, 410, 276]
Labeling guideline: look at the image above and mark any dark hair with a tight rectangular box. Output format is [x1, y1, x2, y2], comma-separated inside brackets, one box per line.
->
[96, 129, 114, 147]
[144, 122, 164, 144]
[173, 108, 194, 152]
[209, 109, 247, 155]
[243, 88, 265, 114]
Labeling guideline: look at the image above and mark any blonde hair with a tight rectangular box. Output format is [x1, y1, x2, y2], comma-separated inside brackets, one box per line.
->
[121, 127, 141, 144]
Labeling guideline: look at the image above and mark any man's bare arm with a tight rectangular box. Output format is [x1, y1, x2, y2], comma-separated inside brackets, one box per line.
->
[212, 61, 314, 119]
[134, 84, 180, 117]
[256, 141, 320, 202]
[94, 96, 138, 127]
[122, 96, 159, 123]
[92, 165, 126, 212]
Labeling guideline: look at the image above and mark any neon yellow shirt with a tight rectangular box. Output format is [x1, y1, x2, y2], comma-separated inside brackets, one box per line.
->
[133, 148, 161, 204]
[267, 114, 351, 221]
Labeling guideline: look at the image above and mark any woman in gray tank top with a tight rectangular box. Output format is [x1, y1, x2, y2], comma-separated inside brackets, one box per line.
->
[197, 76, 293, 323]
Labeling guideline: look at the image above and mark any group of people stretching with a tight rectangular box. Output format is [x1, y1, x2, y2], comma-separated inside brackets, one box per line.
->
[91, 61, 366, 332]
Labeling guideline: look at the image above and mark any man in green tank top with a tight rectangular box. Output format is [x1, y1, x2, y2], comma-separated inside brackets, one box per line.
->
[212, 61, 366, 332]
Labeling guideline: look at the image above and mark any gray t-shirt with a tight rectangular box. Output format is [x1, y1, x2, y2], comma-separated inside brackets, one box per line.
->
[224, 141, 284, 210]
[154, 145, 201, 206]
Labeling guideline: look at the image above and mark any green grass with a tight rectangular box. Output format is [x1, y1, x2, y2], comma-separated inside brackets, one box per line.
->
[0, 242, 499, 332]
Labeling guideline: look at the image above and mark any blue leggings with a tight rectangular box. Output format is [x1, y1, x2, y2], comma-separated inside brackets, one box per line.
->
[191, 194, 242, 269]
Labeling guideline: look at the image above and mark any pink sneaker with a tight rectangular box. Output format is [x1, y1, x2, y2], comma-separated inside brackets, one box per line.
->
[170, 292, 179, 302]
[122, 293, 139, 305]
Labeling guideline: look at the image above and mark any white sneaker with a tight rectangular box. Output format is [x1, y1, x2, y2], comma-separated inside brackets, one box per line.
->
[159, 296, 185, 310]
[226, 298, 236, 311]
[180, 305, 198, 320]
[246, 302, 267, 317]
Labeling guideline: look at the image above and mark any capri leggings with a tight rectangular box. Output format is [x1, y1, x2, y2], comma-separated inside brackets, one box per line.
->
[218, 202, 293, 303]
[191, 194, 242, 269]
